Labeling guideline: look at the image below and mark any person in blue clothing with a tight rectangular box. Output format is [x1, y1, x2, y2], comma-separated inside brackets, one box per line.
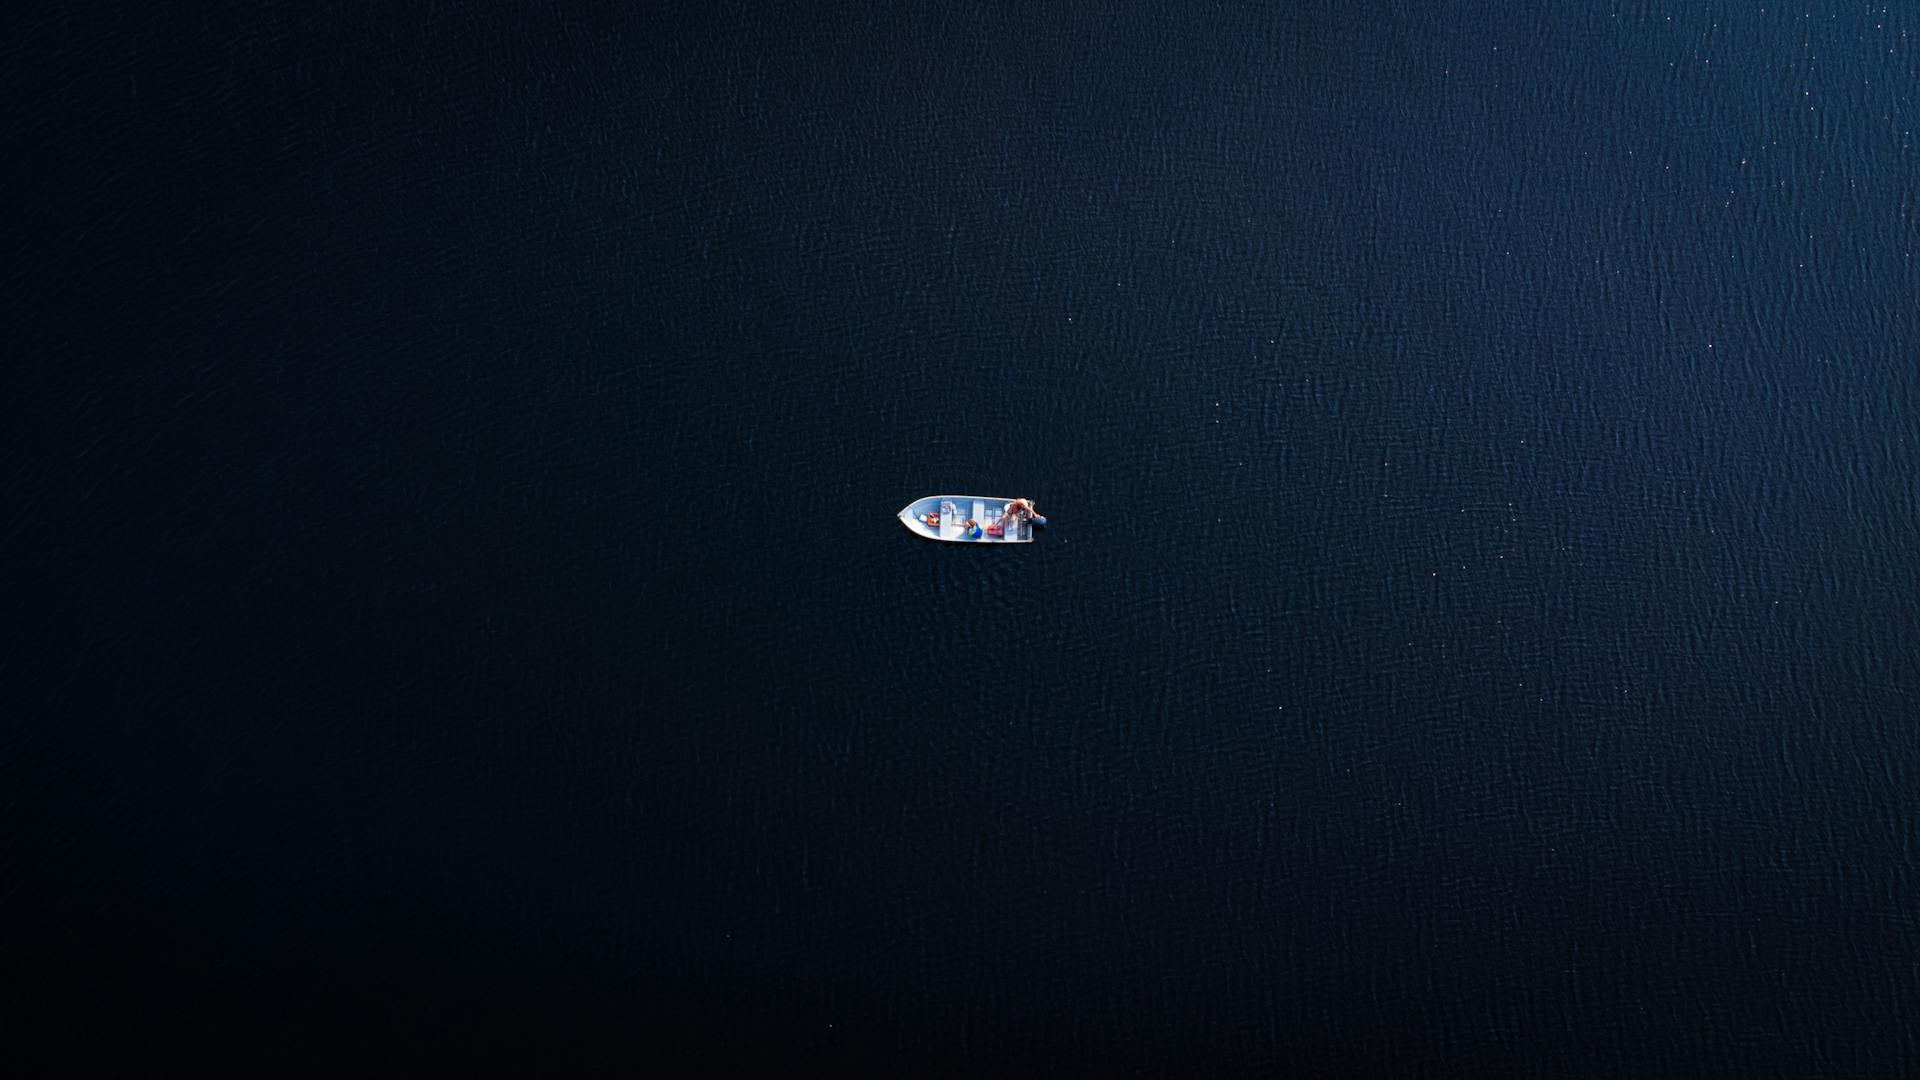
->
[964, 518, 982, 540]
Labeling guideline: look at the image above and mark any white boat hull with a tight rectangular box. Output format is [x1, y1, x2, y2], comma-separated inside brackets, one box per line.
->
[897, 495, 1038, 543]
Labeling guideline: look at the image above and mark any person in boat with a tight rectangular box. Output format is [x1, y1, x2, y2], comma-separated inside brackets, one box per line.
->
[964, 517, 982, 540]
[1000, 498, 1035, 525]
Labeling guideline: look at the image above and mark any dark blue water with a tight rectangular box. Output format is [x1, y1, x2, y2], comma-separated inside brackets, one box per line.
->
[10, 1, 1918, 1073]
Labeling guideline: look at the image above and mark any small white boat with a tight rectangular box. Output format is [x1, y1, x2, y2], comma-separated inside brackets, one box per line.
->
[897, 495, 1046, 543]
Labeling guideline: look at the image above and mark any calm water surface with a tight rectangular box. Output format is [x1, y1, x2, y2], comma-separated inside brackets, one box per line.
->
[11, 1, 1918, 1073]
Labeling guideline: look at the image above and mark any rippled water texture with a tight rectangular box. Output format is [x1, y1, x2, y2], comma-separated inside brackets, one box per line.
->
[12, 0, 1918, 1072]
